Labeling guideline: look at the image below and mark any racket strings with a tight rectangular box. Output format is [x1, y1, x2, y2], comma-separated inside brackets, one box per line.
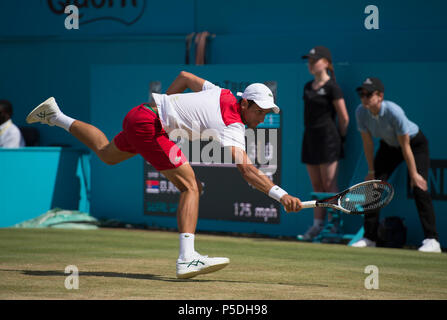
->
[340, 182, 393, 213]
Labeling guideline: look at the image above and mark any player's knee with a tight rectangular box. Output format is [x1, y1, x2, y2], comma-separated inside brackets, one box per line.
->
[97, 151, 120, 166]
[187, 182, 200, 194]
[97, 144, 126, 166]
[179, 180, 200, 195]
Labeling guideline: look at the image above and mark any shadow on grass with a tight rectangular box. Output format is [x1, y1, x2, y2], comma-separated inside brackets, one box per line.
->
[1, 269, 328, 287]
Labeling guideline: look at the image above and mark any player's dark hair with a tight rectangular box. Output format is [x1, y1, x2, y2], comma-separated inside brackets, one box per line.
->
[0, 99, 13, 117]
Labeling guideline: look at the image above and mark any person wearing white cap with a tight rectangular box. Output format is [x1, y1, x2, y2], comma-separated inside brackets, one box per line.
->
[26, 71, 303, 279]
[236, 83, 280, 114]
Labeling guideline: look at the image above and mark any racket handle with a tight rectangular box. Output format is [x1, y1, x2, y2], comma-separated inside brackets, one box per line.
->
[300, 200, 317, 209]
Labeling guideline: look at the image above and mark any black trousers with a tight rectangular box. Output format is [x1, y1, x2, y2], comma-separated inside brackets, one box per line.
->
[364, 131, 439, 241]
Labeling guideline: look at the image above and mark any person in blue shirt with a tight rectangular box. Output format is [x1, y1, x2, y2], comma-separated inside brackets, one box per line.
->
[352, 77, 441, 253]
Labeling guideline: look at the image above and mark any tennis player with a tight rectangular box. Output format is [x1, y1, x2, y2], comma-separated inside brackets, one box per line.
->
[26, 71, 303, 278]
[352, 77, 441, 253]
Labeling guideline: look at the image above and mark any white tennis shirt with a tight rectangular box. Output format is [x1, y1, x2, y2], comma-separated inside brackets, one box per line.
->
[152, 81, 246, 150]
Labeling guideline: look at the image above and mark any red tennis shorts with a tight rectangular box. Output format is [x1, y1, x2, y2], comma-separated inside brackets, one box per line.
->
[113, 104, 187, 171]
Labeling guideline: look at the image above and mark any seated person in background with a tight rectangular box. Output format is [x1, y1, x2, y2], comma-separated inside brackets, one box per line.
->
[0, 99, 25, 148]
[352, 77, 441, 253]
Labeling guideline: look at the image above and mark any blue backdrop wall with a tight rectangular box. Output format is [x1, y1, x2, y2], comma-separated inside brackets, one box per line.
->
[1, 0, 446, 247]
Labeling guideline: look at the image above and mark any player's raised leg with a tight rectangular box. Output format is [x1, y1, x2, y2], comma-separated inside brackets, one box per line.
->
[26, 97, 135, 165]
[70, 121, 136, 165]
[161, 163, 230, 279]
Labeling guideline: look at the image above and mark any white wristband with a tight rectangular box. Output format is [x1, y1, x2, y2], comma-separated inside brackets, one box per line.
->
[268, 185, 288, 202]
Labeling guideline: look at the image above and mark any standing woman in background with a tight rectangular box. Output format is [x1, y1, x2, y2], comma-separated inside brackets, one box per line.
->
[298, 46, 349, 241]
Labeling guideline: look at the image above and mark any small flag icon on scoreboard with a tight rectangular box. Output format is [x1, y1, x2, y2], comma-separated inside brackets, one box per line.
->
[146, 180, 160, 194]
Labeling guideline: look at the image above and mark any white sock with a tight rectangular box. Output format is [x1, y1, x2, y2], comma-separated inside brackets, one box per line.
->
[313, 219, 324, 228]
[179, 233, 195, 260]
[52, 113, 76, 132]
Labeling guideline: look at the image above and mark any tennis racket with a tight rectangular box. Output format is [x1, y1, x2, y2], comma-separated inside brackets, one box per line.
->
[299, 180, 394, 215]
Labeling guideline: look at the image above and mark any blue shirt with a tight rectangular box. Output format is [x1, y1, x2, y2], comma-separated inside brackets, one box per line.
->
[356, 100, 419, 147]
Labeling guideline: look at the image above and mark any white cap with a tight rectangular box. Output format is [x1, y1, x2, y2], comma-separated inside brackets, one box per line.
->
[237, 83, 280, 114]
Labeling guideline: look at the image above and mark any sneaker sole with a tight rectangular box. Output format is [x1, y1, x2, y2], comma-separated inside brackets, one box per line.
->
[418, 249, 442, 253]
[176, 261, 230, 279]
[26, 97, 57, 124]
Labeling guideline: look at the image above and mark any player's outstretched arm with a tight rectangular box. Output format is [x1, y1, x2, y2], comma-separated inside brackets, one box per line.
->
[230, 146, 302, 212]
[166, 71, 206, 95]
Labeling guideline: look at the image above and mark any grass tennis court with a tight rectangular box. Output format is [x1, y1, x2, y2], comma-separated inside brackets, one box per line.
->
[0, 228, 446, 300]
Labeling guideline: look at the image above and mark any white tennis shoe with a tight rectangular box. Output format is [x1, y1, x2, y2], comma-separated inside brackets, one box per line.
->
[26, 97, 61, 126]
[351, 237, 376, 248]
[176, 252, 230, 279]
[418, 239, 441, 253]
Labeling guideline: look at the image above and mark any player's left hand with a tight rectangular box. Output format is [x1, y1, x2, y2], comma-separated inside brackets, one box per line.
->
[411, 173, 428, 191]
[280, 195, 302, 213]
